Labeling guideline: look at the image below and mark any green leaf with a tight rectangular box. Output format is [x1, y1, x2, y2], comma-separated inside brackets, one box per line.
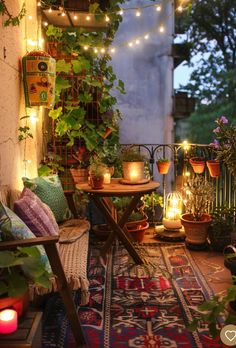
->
[56, 60, 71, 73]
[72, 57, 90, 74]
[55, 77, 71, 94]
[38, 165, 53, 177]
[0, 251, 23, 267]
[49, 107, 62, 120]
[79, 92, 92, 103]
[89, 3, 100, 13]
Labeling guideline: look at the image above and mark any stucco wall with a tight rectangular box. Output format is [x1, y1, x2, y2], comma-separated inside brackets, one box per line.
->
[0, 0, 44, 190]
[112, 0, 174, 145]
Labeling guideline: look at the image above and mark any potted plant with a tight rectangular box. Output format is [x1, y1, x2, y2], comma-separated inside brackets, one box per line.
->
[208, 206, 235, 251]
[70, 145, 90, 184]
[206, 159, 220, 177]
[125, 211, 149, 243]
[120, 147, 147, 183]
[189, 157, 205, 174]
[0, 246, 51, 318]
[181, 176, 215, 247]
[89, 158, 107, 189]
[141, 192, 164, 226]
[156, 157, 171, 174]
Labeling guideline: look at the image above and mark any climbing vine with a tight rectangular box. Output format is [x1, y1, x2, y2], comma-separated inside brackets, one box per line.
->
[0, 1, 26, 27]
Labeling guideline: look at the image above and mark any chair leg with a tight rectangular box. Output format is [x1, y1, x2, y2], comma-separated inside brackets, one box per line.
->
[44, 244, 86, 347]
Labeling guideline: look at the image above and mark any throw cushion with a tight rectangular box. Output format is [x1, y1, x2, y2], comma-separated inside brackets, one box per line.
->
[22, 175, 72, 223]
[0, 203, 51, 272]
[14, 188, 59, 237]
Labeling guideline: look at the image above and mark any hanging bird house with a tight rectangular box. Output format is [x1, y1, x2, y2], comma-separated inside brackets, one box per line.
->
[22, 50, 56, 109]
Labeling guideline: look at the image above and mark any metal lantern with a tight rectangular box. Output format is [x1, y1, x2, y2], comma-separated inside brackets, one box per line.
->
[22, 50, 56, 109]
[163, 191, 182, 230]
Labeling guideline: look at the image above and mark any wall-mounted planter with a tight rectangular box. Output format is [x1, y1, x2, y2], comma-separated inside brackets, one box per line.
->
[206, 160, 220, 178]
[156, 161, 170, 174]
[189, 157, 205, 174]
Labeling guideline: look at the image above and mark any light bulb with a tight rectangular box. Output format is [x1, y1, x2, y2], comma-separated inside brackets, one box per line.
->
[159, 25, 165, 33]
[94, 48, 98, 53]
[111, 48, 115, 53]
[74, 15, 78, 20]
[144, 34, 149, 39]
[177, 5, 183, 12]
[128, 42, 133, 47]
[86, 15, 91, 21]
[84, 45, 88, 50]
[48, 7, 52, 13]
[105, 15, 110, 22]
[28, 15, 33, 20]
[135, 39, 140, 44]
[136, 10, 141, 17]
[156, 5, 161, 11]
[44, 21, 48, 26]
[37, 1, 41, 6]
[100, 48, 105, 53]
[119, 9, 124, 15]
[61, 11, 66, 17]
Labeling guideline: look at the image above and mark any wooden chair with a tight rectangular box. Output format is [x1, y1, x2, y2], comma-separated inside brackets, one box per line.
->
[0, 236, 86, 348]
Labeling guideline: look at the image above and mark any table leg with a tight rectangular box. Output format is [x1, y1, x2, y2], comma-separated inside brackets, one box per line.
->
[92, 195, 144, 265]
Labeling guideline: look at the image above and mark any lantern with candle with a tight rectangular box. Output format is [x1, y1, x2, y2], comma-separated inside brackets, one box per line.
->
[120, 147, 148, 184]
[163, 192, 182, 230]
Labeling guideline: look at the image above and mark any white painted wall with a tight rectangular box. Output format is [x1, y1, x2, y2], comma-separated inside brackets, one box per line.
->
[0, 1, 44, 190]
[112, 0, 174, 145]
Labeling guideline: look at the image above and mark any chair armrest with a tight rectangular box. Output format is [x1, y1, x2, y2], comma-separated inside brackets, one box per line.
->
[64, 190, 78, 218]
[0, 236, 59, 251]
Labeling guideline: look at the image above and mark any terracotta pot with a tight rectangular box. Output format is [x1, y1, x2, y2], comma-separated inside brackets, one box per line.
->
[0, 290, 29, 318]
[70, 168, 88, 184]
[126, 221, 149, 243]
[189, 157, 205, 174]
[125, 215, 148, 230]
[101, 127, 112, 140]
[181, 213, 212, 245]
[90, 175, 104, 189]
[206, 160, 220, 177]
[156, 161, 170, 174]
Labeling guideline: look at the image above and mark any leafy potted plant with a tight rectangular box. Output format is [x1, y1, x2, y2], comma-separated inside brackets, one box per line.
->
[120, 147, 147, 183]
[156, 157, 171, 174]
[0, 246, 51, 318]
[181, 176, 215, 247]
[70, 145, 90, 184]
[208, 206, 235, 251]
[189, 157, 205, 174]
[141, 192, 164, 226]
[89, 157, 107, 189]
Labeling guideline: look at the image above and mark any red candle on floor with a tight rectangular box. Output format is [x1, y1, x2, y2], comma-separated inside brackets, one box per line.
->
[0, 309, 17, 334]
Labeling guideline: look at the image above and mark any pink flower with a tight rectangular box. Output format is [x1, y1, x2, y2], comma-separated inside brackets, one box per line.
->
[213, 126, 220, 134]
[209, 139, 220, 148]
[219, 116, 228, 124]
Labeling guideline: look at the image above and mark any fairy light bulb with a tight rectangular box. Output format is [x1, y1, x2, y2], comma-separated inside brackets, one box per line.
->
[44, 21, 48, 26]
[48, 7, 52, 13]
[37, 1, 41, 6]
[61, 11, 66, 17]
[100, 48, 105, 53]
[135, 39, 140, 44]
[94, 48, 98, 53]
[159, 25, 165, 33]
[86, 15, 91, 21]
[105, 15, 110, 22]
[84, 45, 88, 50]
[128, 42, 133, 47]
[136, 10, 141, 17]
[28, 15, 33, 20]
[144, 34, 149, 39]
[177, 5, 183, 12]
[119, 9, 124, 15]
[30, 109, 38, 123]
[156, 5, 162, 11]
[74, 14, 78, 20]
[111, 48, 115, 53]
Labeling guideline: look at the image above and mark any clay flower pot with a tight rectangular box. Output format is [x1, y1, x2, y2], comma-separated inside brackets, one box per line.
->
[90, 175, 104, 189]
[206, 160, 220, 178]
[70, 168, 88, 183]
[181, 213, 212, 246]
[189, 157, 205, 174]
[126, 221, 149, 243]
[156, 161, 170, 174]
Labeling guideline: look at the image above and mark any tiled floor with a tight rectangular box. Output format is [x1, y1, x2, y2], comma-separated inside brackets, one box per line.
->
[144, 226, 232, 295]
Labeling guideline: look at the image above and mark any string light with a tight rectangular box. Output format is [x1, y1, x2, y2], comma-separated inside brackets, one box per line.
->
[105, 15, 110, 22]
[144, 34, 149, 39]
[111, 48, 115, 53]
[28, 15, 32, 20]
[135, 39, 140, 44]
[119, 9, 124, 15]
[128, 42, 133, 47]
[86, 15, 91, 21]
[94, 48, 98, 53]
[73, 14, 78, 20]
[43, 21, 48, 26]
[61, 11, 66, 17]
[100, 48, 105, 53]
[135, 10, 141, 17]
[48, 7, 52, 13]
[177, 5, 183, 12]
[156, 5, 162, 11]
[84, 45, 88, 50]
[159, 25, 165, 33]
[37, 1, 41, 6]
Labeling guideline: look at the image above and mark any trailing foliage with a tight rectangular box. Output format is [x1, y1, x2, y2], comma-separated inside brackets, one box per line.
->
[0, 0, 26, 27]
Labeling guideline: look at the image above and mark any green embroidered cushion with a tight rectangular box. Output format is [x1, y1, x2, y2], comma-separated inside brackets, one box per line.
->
[22, 175, 72, 223]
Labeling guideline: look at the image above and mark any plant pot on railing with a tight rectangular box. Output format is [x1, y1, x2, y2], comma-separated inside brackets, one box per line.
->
[156, 158, 170, 174]
[206, 160, 220, 178]
[189, 157, 205, 174]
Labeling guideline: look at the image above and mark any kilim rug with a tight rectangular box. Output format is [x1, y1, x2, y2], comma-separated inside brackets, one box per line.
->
[42, 243, 223, 348]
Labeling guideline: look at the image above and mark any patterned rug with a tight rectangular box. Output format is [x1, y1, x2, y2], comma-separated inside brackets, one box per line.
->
[42, 243, 223, 348]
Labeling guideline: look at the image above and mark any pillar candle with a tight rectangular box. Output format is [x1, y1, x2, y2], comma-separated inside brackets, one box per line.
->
[0, 309, 18, 334]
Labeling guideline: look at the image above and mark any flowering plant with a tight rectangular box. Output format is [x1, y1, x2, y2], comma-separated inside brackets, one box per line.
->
[210, 116, 236, 178]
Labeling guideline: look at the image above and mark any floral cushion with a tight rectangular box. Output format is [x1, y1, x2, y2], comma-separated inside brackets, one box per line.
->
[14, 188, 59, 237]
[0, 203, 51, 272]
[22, 175, 72, 223]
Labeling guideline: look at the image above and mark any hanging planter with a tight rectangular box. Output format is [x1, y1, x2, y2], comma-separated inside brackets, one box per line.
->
[189, 157, 205, 174]
[101, 127, 112, 140]
[22, 50, 56, 109]
[206, 160, 220, 178]
[156, 159, 170, 174]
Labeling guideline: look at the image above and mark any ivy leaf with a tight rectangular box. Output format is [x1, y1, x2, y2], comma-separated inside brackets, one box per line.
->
[72, 57, 90, 73]
[79, 92, 92, 103]
[56, 60, 71, 73]
[55, 77, 71, 94]
[89, 3, 100, 13]
[49, 107, 62, 120]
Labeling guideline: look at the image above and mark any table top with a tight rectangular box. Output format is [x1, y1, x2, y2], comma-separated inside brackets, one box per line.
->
[76, 178, 160, 197]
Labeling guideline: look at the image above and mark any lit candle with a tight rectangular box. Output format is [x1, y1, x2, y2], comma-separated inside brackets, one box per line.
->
[163, 192, 182, 230]
[0, 309, 17, 334]
[103, 172, 111, 184]
[129, 170, 139, 182]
